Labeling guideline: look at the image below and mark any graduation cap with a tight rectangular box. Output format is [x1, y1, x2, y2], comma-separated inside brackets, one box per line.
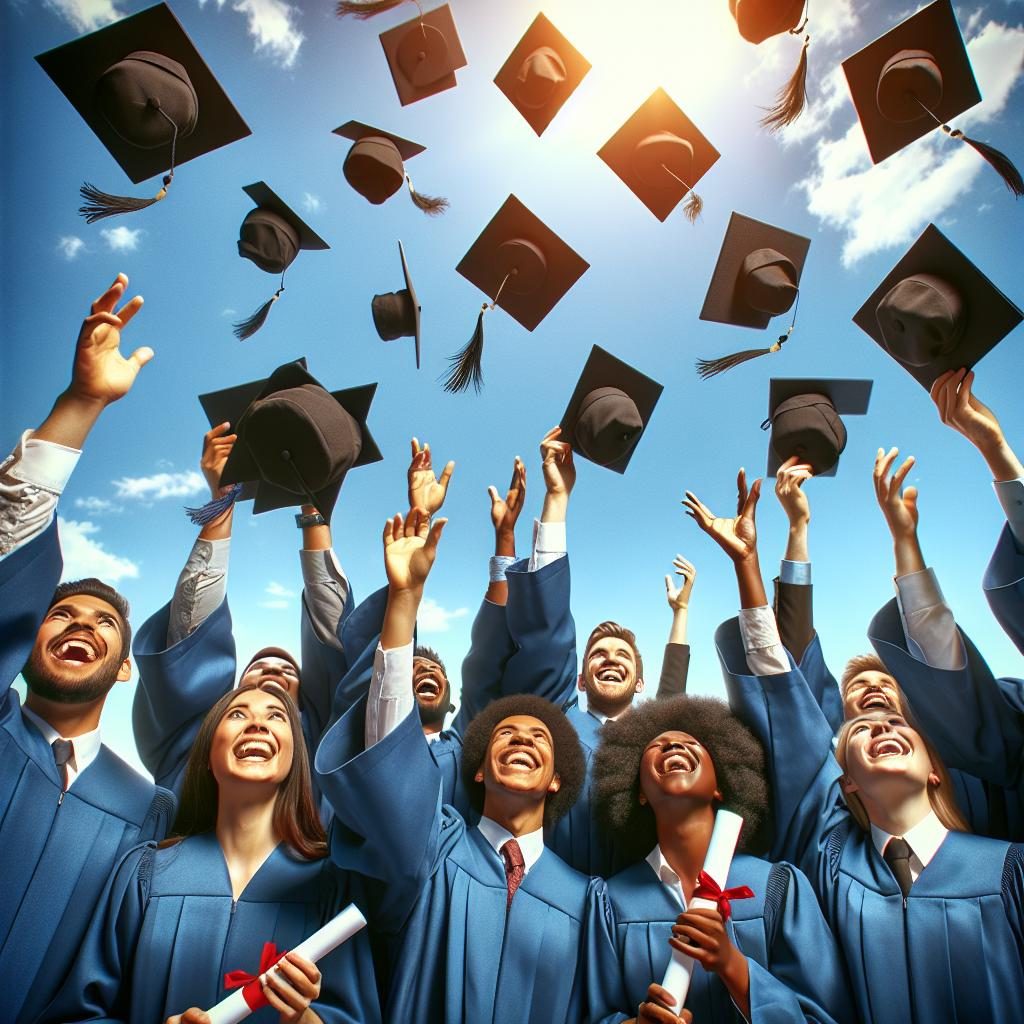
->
[494, 13, 591, 137]
[696, 212, 811, 379]
[372, 240, 422, 368]
[559, 346, 663, 474]
[852, 223, 1022, 389]
[336, 1, 467, 106]
[598, 88, 720, 223]
[192, 359, 382, 525]
[762, 378, 872, 477]
[232, 182, 329, 341]
[842, 0, 1022, 197]
[445, 194, 590, 393]
[36, 2, 250, 222]
[333, 121, 447, 215]
[730, 0, 813, 132]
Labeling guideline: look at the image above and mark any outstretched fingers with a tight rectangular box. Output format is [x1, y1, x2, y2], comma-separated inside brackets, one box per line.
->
[91, 273, 128, 315]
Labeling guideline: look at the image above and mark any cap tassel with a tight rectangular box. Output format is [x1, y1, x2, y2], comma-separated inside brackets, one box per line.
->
[661, 163, 704, 223]
[442, 271, 512, 394]
[406, 175, 450, 216]
[951, 129, 1024, 197]
[233, 276, 285, 341]
[760, 34, 810, 133]
[696, 289, 799, 380]
[184, 482, 244, 526]
[336, 0, 413, 18]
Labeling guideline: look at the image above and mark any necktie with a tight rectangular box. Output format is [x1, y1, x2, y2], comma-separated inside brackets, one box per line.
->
[52, 738, 74, 791]
[883, 837, 914, 899]
[500, 839, 525, 910]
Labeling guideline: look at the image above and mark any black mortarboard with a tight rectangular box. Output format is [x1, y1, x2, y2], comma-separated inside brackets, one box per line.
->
[842, 0, 1022, 196]
[333, 121, 447, 215]
[233, 182, 330, 341]
[445, 195, 590, 393]
[559, 346, 663, 474]
[36, 2, 250, 222]
[196, 359, 382, 523]
[696, 213, 811, 379]
[372, 240, 422, 369]
[763, 378, 872, 477]
[852, 223, 1022, 389]
[494, 13, 591, 137]
[598, 88, 720, 223]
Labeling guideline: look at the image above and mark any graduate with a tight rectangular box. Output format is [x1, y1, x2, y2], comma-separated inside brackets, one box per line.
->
[688, 466, 1024, 1023]
[587, 695, 853, 1024]
[315, 504, 601, 1024]
[40, 679, 379, 1024]
[0, 273, 175, 1024]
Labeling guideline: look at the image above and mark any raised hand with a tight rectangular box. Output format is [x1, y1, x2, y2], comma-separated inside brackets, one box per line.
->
[774, 455, 812, 528]
[873, 447, 918, 541]
[489, 456, 527, 539]
[407, 437, 455, 516]
[540, 426, 576, 499]
[664, 555, 696, 612]
[383, 507, 447, 594]
[684, 470, 762, 564]
[200, 422, 238, 498]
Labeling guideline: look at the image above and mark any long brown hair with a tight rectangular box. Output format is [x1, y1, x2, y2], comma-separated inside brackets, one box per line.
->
[161, 681, 326, 859]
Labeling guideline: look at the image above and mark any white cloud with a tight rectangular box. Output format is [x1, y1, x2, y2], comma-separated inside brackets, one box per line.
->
[260, 599, 290, 610]
[265, 581, 295, 599]
[43, 0, 124, 32]
[798, 19, 1024, 266]
[201, 0, 304, 68]
[74, 496, 121, 515]
[302, 192, 323, 214]
[57, 235, 86, 261]
[112, 471, 206, 501]
[101, 226, 143, 252]
[58, 518, 139, 582]
[221, 308, 238, 318]
[416, 598, 469, 634]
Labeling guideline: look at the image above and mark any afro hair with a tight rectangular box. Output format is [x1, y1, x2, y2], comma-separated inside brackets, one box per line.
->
[414, 644, 448, 680]
[461, 694, 585, 827]
[50, 578, 132, 660]
[593, 695, 771, 861]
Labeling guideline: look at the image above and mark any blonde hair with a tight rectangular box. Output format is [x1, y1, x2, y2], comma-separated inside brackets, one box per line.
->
[834, 711, 969, 833]
[840, 653, 890, 696]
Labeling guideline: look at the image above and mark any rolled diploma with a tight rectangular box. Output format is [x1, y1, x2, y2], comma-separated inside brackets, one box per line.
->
[205, 903, 368, 1024]
[660, 809, 744, 1012]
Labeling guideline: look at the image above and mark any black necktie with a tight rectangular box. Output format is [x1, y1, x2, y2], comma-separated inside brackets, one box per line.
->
[52, 738, 74, 791]
[883, 837, 914, 899]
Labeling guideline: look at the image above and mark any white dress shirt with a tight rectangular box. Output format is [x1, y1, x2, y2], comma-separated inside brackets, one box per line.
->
[477, 816, 545, 878]
[528, 518, 567, 573]
[20, 705, 101, 790]
[870, 809, 949, 884]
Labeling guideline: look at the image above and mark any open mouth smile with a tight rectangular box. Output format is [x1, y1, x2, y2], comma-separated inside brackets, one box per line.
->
[867, 736, 911, 759]
[860, 692, 892, 711]
[415, 676, 443, 699]
[660, 746, 699, 774]
[50, 633, 100, 664]
[595, 665, 626, 683]
[233, 737, 276, 762]
[499, 748, 540, 771]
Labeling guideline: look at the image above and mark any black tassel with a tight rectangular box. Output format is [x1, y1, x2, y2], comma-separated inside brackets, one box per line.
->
[336, 0, 407, 18]
[184, 482, 243, 525]
[233, 290, 281, 341]
[682, 189, 703, 223]
[696, 340, 783, 380]
[955, 131, 1024, 197]
[408, 187, 450, 216]
[443, 309, 485, 393]
[761, 35, 810, 133]
[79, 175, 172, 224]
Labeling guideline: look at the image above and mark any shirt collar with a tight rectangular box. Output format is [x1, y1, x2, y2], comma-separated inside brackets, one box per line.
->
[20, 705, 102, 773]
[870, 809, 948, 869]
[645, 844, 686, 908]
[477, 815, 545, 876]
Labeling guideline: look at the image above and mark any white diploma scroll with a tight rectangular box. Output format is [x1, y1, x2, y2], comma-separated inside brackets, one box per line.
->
[205, 903, 368, 1024]
[659, 809, 744, 1012]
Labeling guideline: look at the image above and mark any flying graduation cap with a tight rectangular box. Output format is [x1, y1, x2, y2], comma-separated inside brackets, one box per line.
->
[446, 194, 589, 393]
[494, 13, 592, 137]
[730, 0, 813, 132]
[842, 0, 1022, 198]
[372, 240, 422, 368]
[696, 212, 811, 379]
[336, 1, 467, 106]
[598, 88, 720, 223]
[852, 223, 1022, 389]
[192, 359, 382, 525]
[36, 3, 250, 222]
[333, 121, 448, 215]
[762, 378, 872, 477]
[233, 182, 330, 341]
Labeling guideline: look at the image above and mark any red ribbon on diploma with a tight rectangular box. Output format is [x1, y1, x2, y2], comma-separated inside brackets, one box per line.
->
[224, 941, 289, 1011]
[692, 870, 755, 921]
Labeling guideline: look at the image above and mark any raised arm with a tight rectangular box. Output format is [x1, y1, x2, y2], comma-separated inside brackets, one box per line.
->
[656, 556, 694, 699]
[485, 456, 526, 606]
[773, 456, 815, 664]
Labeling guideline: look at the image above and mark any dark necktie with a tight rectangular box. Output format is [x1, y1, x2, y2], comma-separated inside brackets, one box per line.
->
[500, 839, 525, 910]
[52, 738, 74, 791]
[883, 837, 914, 899]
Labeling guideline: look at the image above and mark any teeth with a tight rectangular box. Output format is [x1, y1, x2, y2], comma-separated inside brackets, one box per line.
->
[664, 752, 695, 773]
[872, 739, 905, 757]
[57, 639, 97, 663]
[235, 740, 273, 761]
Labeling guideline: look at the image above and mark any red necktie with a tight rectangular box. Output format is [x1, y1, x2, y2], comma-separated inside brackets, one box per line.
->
[500, 839, 525, 910]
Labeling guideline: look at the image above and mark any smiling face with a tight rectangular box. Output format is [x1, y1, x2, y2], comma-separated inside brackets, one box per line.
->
[842, 669, 904, 719]
[209, 687, 295, 789]
[412, 656, 451, 727]
[21, 594, 131, 704]
[581, 635, 644, 714]
[638, 730, 722, 812]
[240, 655, 300, 697]
[840, 712, 937, 800]
[475, 714, 561, 804]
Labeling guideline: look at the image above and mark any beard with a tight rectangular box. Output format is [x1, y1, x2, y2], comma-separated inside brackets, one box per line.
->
[21, 647, 123, 705]
[417, 685, 451, 728]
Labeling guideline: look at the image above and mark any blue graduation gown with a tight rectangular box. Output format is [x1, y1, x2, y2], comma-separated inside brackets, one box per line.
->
[587, 855, 852, 1024]
[868, 599, 1024, 840]
[315, 698, 601, 1024]
[717, 619, 1024, 1024]
[39, 832, 380, 1024]
[984, 524, 1024, 656]
[0, 522, 176, 1024]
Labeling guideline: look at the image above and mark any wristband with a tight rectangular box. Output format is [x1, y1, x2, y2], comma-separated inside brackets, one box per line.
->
[295, 511, 327, 529]
[489, 555, 517, 582]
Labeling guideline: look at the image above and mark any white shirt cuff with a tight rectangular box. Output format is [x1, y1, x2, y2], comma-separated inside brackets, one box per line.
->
[993, 478, 1024, 549]
[9, 432, 81, 494]
[780, 559, 811, 585]
[529, 518, 567, 572]
[738, 605, 790, 676]
[894, 568, 964, 671]
[365, 640, 415, 748]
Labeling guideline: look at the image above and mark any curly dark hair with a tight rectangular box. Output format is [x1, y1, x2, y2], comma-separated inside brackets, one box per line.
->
[414, 644, 447, 680]
[461, 694, 585, 827]
[593, 695, 771, 861]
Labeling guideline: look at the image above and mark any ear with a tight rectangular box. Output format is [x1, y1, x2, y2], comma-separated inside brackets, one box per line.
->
[840, 775, 859, 795]
[474, 768, 484, 784]
[927, 769, 940, 787]
[548, 772, 561, 795]
[577, 674, 586, 693]
[634, 676, 645, 695]
[116, 657, 132, 683]
[713, 788, 723, 803]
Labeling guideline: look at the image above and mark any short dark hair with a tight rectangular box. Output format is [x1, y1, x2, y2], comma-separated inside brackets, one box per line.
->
[593, 696, 771, 862]
[584, 621, 644, 682]
[461, 695, 585, 826]
[414, 644, 447, 679]
[50, 578, 132, 660]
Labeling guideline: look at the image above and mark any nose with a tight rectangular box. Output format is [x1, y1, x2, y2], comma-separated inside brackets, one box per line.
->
[509, 731, 535, 747]
[244, 720, 270, 734]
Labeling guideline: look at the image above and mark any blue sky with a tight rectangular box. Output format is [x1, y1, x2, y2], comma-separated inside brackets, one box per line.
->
[3, 0, 1022, 772]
